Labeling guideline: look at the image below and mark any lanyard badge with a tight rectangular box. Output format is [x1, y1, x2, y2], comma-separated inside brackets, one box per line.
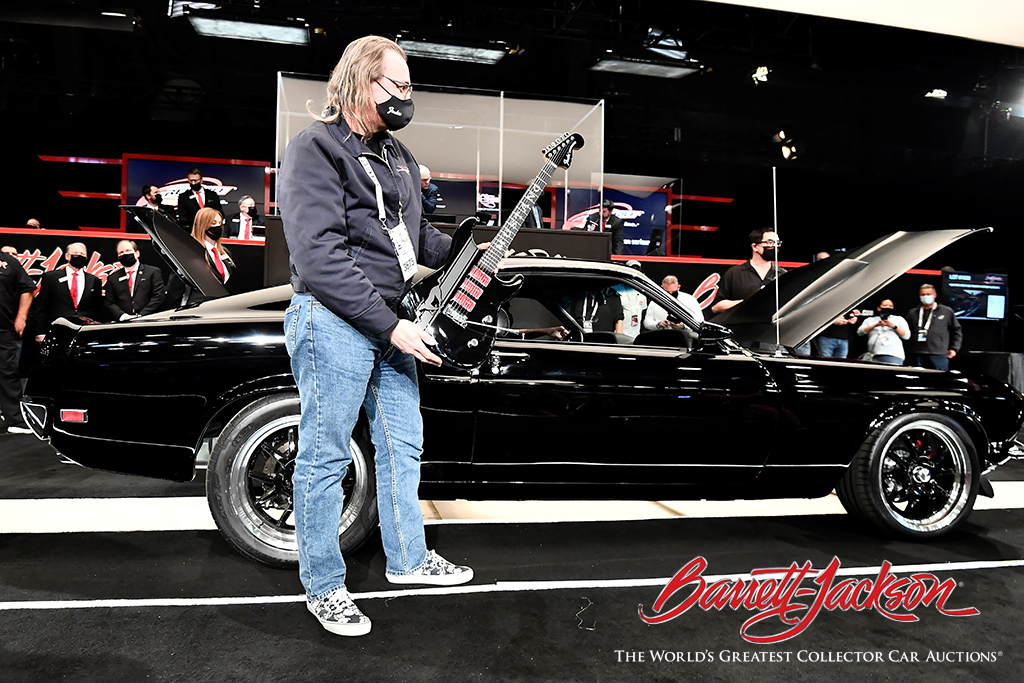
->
[358, 155, 417, 282]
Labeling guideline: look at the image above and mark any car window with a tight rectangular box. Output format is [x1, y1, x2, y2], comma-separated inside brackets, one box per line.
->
[505, 273, 699, 347]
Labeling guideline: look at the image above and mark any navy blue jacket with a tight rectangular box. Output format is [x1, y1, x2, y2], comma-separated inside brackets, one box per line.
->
[278, 118, 452, 339]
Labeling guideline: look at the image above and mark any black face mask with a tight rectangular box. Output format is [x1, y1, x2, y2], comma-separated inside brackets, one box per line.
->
[206, 225, 223, 241]
[119, 253, 137, 268]
[245, 206, 257, 219]
[761, 247, 778, 261]
[69, 254, 89, 269]
[376, 95, 414, 131]
[189, 182, 202, 192]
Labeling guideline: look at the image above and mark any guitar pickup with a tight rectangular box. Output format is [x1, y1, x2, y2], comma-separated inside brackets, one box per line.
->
[469, 266, 491, 287]
[461, 281, 483, 299]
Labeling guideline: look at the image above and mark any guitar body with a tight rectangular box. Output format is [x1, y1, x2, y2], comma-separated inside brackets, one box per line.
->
[400, 131, 583, 371]
[400, 217, 523, 370]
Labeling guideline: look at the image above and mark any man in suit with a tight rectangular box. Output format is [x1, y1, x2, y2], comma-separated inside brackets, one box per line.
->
[225, 195, 264, 240]
[104, 240, 166, 320]
[176, 167, 222, 231]
[29, 242, 106, 343]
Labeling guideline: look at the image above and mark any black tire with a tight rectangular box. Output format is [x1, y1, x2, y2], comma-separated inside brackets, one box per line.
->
[206, 394, 378, 567]
[839, 412, 979, 539]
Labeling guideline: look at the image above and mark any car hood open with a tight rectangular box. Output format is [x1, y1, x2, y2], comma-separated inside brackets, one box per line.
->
[712, 228, 991, 349]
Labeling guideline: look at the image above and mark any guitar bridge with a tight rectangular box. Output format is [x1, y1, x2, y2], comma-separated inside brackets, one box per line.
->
[443, 305, 468, 328]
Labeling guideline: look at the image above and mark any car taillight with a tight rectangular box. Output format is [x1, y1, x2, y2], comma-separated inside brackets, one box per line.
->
[60, 409, 88, 423]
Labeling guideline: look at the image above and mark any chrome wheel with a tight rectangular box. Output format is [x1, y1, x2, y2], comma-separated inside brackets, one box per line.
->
[228, 414, 371, 555]
[875, 419, 972, 534]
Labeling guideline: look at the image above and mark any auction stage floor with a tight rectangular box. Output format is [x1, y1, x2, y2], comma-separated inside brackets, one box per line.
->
[2, 433, 1023, 683]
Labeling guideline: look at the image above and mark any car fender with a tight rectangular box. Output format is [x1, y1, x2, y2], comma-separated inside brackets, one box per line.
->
[198, 373, 297, 449]
[867, 398, 990, 466]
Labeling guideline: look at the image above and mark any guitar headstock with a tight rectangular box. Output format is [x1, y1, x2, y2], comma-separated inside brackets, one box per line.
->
[543, 132, 585, 170]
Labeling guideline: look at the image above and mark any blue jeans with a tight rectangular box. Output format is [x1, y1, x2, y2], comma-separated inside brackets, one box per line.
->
[813, 336, 848, 358]
[914, 353, 949, 371]
[872, 354, 903, 365]
[284, 294, 428, 600]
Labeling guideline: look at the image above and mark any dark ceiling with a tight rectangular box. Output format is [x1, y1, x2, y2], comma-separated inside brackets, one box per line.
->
[4, 0, 1024, 174]
[2, 0, 1023, 270]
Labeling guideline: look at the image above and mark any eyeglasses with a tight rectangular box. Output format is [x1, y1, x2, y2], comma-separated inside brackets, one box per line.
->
[378, 74, 413, 97]
[759, 240, 782, 247]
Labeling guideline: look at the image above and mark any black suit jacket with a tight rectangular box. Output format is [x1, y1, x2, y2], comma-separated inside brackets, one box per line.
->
[28, 268, 106, 337]
[225, 211, 265, 239]
[104, 262, 166, 319]
[176, 187, 222, 230]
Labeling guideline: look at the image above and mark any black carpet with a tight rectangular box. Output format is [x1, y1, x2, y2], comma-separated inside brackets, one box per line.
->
[2, 438, 1023, 681]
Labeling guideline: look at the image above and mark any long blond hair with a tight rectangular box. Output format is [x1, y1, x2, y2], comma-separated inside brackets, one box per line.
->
[191, 207, 230, 258]
[309, 35, 407, 135]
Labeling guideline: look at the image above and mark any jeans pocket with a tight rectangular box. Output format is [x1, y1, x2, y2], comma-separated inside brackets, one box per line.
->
[284, 303, 301, 354]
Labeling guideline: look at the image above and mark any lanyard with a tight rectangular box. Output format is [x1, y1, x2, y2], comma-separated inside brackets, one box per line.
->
[582, 294, 600, 322]
[917, 307, 934, 335]
[357, 154, 403, 231]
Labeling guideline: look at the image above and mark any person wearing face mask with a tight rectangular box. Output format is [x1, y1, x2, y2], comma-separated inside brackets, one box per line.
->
[103, 240, 165, 321]
[226, 195, 265, 240]
[191, 207, 234, 285]
[162, 208, 234, 310]
[857, 298, 911, 365]
[278, 35, 470, 638]
[710, 228, 787, 315]
[906, 283, 962, 371]
[28, 242, 106, 344]
[175, 168, 221, 232]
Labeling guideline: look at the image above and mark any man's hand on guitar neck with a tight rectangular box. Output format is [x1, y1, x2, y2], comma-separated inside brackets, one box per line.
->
[390, 319, 443, 366]
[477, 241, 512, 271]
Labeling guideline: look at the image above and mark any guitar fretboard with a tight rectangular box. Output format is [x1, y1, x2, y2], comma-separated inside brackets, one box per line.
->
[477, 159, 559, 274]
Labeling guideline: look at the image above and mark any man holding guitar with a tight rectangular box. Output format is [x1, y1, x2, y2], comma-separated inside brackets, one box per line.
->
[278, 36, 472, 638]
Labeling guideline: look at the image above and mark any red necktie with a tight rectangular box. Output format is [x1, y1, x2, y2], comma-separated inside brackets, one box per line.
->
[70, 271, 79, 309]
[244, 216, 252, 240]
[211, 249, 226, 281]
[128, 268, 135, 296]
[196, 191, 204, 209]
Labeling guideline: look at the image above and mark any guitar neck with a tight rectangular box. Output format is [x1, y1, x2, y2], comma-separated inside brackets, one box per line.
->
[478, 159, 559, 274]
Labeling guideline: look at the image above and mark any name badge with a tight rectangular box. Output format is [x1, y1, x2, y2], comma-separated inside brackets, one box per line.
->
[58, 276, 69, 283]
[119, 275, 129, 282]
[387, 220, 418, 282]
[583, 320, 594, 333]
[917, 331, 928, 342]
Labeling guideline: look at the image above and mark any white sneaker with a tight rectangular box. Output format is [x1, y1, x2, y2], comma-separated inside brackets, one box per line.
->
[387, 550, 474, 586]
[306, 589, 371, 636]
[6, 426, 32, 435]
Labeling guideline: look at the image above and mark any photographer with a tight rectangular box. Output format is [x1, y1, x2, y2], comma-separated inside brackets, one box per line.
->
[857, 299, 910, 365]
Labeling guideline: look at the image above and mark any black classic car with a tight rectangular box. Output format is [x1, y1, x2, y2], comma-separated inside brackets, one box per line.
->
[21, 218, 1024, 566]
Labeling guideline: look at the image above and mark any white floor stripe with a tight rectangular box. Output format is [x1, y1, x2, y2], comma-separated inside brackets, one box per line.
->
[2, 558, 1023, 612]
[1, 481, 1022, 534]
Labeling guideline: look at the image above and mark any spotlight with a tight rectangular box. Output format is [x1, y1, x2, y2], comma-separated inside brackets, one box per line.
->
[751, 66, 770, 84]
[772, 130, 786, 143]
[781, 143, 797, 160]
[925, 89, 948, 99]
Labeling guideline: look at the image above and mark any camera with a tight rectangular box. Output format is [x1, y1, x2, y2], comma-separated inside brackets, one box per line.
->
[879, 312, 891, 321]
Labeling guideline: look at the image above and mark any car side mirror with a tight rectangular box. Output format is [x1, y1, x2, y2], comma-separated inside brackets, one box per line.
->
[694, 321, 733, 351]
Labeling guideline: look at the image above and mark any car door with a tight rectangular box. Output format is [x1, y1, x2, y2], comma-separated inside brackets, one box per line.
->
[470, 282, 778, 485]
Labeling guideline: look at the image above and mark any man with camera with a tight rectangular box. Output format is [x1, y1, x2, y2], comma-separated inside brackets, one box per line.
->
[857, 299, 911, 365]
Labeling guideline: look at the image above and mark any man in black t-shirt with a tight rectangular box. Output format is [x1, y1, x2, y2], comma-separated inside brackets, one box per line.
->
[711, 228, 786, 315]
[0, 252, 35, 434]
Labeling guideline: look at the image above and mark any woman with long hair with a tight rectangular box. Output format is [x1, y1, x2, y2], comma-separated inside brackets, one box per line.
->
[191, 207, 233, 284]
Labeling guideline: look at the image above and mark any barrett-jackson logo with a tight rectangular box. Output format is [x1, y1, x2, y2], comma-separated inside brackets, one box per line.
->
[638, 557, 979, 644]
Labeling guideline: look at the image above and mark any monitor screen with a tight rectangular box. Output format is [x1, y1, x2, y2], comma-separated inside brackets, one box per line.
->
[941, 271, 1009, 321]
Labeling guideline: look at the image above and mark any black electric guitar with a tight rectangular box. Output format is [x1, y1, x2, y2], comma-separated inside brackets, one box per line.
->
[400, 131, 585, 370]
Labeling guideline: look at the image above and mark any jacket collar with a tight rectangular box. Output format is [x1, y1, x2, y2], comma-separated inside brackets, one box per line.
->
[327, 116, 396, 159]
